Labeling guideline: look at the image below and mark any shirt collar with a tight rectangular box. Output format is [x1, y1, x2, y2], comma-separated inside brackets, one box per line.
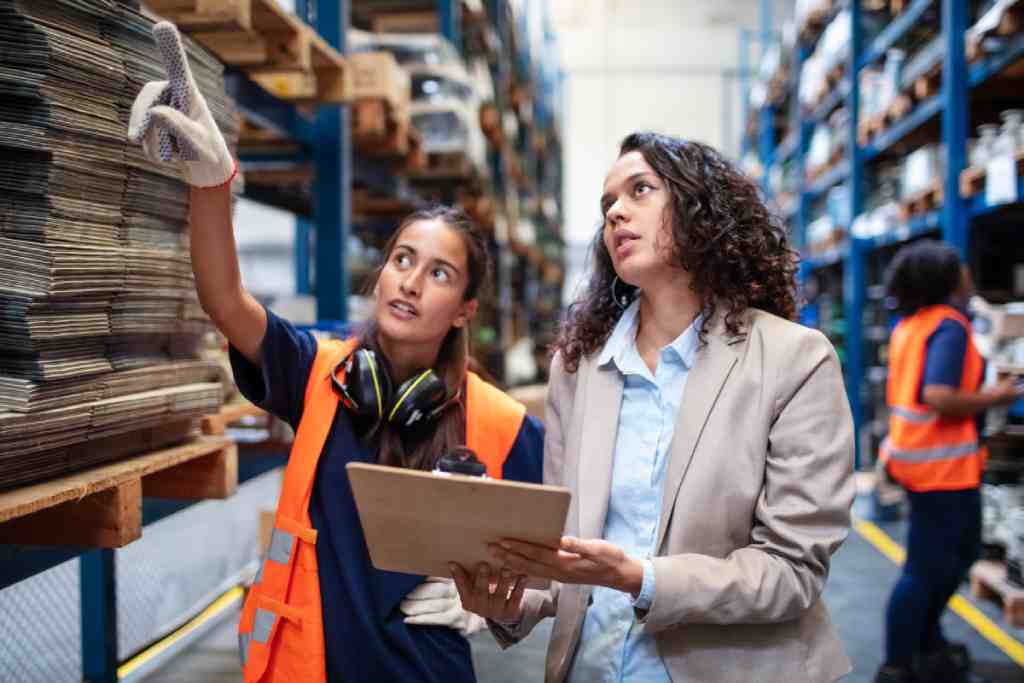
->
[597, 299, 702, 370]
[597, 299, 640, 368]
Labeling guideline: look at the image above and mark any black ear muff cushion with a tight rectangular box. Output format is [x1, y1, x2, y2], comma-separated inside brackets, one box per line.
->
[388, 370, 448, 429]
[342, 348, 393, 425]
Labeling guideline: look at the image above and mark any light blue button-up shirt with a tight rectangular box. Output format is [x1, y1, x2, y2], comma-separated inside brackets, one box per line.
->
[567, 300, 700, 683]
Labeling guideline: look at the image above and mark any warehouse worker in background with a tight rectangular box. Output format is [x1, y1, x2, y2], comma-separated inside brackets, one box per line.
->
[876, 240, 1024, 683]
[127, 22, 542, 683]
[453, 132, 856, 682]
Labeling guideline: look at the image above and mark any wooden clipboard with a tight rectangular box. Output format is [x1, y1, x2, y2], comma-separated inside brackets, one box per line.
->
[346, 462, 571, 580]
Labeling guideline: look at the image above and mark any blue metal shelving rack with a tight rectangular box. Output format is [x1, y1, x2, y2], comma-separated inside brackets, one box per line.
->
[746, 0, 1022, 478]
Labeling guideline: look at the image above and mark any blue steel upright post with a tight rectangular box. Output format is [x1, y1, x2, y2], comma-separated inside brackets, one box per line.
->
[796, 46, 811, 254]
[739, 30, 751, 158]
[758, 0, 774, 195]
[440, 0, 463, 55]
[81, 549, 118, 683]
[294, 0, 314, 297]
[844, 0, 865, 468]
[941, 0, 969, 254]
[295, 217, 312, 295]
[313, 1, 351, 323]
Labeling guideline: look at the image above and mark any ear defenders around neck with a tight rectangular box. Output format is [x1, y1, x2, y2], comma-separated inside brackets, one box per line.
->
[332, 347, 460, 436]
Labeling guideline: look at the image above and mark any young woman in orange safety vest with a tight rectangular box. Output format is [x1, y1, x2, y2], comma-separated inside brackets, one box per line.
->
[127, 23, 544, 682]
[875, 240, 1023, 683]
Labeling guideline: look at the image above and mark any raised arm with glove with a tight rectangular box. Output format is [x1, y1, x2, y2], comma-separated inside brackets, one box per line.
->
[127, 20, 266, 364]
[127, 21, 236, 188]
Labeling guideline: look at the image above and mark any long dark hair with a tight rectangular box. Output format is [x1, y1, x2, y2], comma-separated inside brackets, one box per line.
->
[552, 132, 799, 373]
[358, 205, 491, 471]
[884, 239, 962, 315]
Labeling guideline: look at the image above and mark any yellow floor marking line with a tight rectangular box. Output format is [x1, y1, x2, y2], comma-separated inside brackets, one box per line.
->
[853, 516, 1024, 668]
[117, 585, 245, 678]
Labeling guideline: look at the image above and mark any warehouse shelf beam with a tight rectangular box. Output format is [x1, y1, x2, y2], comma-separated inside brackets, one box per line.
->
[968, 175, 1024, 217]
[806, 248, 847, 271]
[861, 95, 942, 162]
[969, 33, 1024, 88]
[804, 160, 851, 200]
[776, 129, 799, 165]
[863, 210, 941, 251]
[858, 0, 935, 70]
[809, 80, 850, 123]
[224, 68, 314, 146]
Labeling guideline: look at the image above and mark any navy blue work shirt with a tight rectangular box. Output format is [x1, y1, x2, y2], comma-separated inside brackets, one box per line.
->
[920, 317, 985, 434]
[230, 307, 544, 683]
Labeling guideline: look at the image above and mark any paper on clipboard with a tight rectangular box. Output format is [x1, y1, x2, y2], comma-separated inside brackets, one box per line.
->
[346, 462, 571, 582]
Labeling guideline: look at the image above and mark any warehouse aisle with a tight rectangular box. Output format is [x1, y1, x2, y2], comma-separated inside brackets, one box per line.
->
[146, 513, 1024, 682]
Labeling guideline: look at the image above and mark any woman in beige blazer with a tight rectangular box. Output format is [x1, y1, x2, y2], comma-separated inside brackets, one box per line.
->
[452, 132, 856, 682]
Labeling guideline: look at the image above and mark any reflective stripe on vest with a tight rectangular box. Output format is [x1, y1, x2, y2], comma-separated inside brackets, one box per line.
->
[238, 338, 526, 682]
[881, 305, 987, 492]
[889, 405, 937, 424]
[880, 437, 981, 463]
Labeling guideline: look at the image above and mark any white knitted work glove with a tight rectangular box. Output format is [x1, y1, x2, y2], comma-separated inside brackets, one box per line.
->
[400, 577, 487, 638]
[127, 21, 236, 188]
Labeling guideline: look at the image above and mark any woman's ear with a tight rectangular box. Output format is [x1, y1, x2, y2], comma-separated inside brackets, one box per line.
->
[453, 299, 479, 328]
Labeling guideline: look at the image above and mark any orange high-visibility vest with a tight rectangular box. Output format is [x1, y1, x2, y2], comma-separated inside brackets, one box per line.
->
[880, 304, 988, 492]
[237, 338, 526, 682]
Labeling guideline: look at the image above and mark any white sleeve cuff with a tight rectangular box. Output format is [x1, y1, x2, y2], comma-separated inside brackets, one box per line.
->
[632, 558, 656, 611]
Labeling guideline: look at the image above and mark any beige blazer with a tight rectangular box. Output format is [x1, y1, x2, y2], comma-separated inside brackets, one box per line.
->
[494, 308, 855, 682]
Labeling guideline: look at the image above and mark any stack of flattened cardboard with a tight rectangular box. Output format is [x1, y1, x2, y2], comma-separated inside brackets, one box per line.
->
[0, 0, 239, 489]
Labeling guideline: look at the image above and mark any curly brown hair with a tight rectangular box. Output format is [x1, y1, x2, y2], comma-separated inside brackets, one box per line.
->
[552, 132, 799, 373]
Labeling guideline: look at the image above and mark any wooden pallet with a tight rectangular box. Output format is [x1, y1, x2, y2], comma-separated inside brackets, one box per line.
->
[0, 436, 236, 548]
[352, 188, 420, 220]
[913, 66, 942, 101]
[959, 150, 1024, 197]
[148, 0, 348, 105]
[146, 0, 251, 31]
[410, 151, 478, 182]
[201, 401, 267, 436]
[898, 182, 944, 220]
[479, 102, 503, 148]
[193, 0, 310, 69]
[961, 165, 987, 198]
[243, 164, 313, 186]
[887, 93, 914, 121]
[970, 559, 1024, 627]
[860, 94, 915, 145]
[799, 0, 833, 43]
[826, 63, 845, 89]
[969, 0, 1024, 62]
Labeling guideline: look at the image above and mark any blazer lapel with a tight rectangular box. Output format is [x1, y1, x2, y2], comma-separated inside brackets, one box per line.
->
[655, 319, 740, 551]
[576, 357, 623, 541]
